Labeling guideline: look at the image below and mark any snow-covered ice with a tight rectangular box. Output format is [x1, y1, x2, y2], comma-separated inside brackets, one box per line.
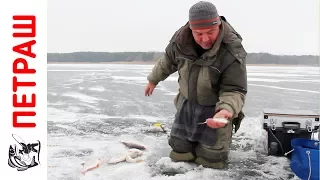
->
[48, 64, 320, 180]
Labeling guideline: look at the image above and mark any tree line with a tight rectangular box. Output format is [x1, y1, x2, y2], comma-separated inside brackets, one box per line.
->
[47, 52, 319, 65]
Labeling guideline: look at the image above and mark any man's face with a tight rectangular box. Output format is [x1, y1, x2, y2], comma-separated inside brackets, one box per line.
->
[192, 25, 220, 49]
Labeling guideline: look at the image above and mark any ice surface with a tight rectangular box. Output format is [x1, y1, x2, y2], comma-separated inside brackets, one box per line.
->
[249, 83, 320, 94]
[88, 86, 106, 92]
[48, 64, 320, 180]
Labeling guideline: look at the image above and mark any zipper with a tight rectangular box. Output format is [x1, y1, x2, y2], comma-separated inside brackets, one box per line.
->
[176, 56, 202, 102]
[177, 56, 196, 101]
[188, 58, 201, 103]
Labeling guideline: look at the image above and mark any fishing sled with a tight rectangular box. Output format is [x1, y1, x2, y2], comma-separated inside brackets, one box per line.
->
[262, 108, 319, 157]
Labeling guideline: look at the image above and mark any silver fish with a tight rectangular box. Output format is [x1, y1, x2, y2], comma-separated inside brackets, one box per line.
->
[120, 140, 147, 150]
[198, 118, 229, 125]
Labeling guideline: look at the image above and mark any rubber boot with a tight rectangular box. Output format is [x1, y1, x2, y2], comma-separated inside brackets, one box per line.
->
[169, 150, 195, 162]
[194, 157, 226, 169]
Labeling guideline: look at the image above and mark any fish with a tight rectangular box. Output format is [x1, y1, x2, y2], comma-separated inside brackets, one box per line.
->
[80, 158, 101, 175]
[120, 140, 147, 150]
[198, 117, 229, 125]
[108, 148, 144, 164]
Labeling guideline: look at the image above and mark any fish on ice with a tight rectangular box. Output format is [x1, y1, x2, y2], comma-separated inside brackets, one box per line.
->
[120, 140, 147, 150]
[108, 148, 144, 164]
[80, 158, 101, 175]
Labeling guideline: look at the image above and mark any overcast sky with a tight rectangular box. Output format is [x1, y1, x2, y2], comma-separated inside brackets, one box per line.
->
[48, 0, 319, 55]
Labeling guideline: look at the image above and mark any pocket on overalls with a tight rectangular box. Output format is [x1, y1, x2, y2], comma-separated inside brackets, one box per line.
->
[195, 122, 233, 162]
[208, 122, 233, 151]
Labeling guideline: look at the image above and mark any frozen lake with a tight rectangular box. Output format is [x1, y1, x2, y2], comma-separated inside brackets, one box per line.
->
[47, 63, 320, 180]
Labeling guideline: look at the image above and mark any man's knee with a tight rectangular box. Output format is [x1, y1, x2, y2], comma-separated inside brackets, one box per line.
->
[194, 123, 233, 164]
[168, 136, 194, 153]
[194, 143, 230, 169]
[168, 136, 196, 162]
[195, 143, 229, 162]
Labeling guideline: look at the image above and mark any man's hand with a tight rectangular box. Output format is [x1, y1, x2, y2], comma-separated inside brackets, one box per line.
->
[144, 82, 156, 96]
[206, 109, 233, 129]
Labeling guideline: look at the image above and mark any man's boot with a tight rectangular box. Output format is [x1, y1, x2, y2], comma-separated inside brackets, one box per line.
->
[169, 150, 195, 162]
[194, 156, 226, 169]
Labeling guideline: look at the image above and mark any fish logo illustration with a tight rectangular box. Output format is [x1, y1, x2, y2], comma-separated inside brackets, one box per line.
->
[8, 134, 41, 171]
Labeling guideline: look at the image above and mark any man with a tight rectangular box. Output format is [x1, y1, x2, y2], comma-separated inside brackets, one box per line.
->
[144, 1, 247, 169]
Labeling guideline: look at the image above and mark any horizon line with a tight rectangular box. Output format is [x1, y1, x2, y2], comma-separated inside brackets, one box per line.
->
[47, 51, 320, 56]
